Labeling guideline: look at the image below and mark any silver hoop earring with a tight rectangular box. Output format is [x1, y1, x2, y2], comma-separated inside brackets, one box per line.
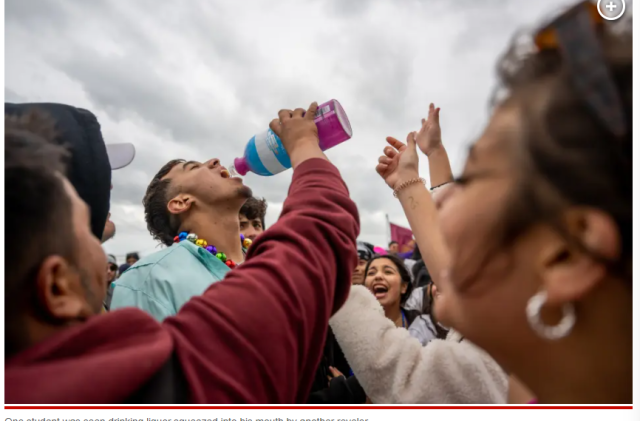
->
[526, 290, 576, 340]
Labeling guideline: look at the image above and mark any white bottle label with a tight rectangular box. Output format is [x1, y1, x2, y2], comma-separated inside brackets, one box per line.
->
[255, 130, 288, 175]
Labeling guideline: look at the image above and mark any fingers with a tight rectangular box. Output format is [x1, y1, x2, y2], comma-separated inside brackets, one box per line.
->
[329, 366, 343, 377]
[376, 163, 388, 176]
[406, 131, 416, 143]
[435, 107, 441, 123]
[292, 108, 306, 118]
[386, 136, 407, 152]
[305, 102, 319, 120]
[269, 118, 282, 137]
[406, 131, 418, 151]
[429, 103, 435, 117]
[378, 155, 392, 165]
[278, 109, 292, 122]
[421, 118, 426, 126]
[383, 146, 397, 159]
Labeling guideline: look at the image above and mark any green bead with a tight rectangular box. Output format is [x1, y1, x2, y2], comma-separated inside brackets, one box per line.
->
[219, 252, 227, 261]
[216, 252, 223, 259]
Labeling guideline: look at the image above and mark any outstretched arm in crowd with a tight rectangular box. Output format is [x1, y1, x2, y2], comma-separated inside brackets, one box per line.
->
[377, 104, 454, 286]
[377, 131, 450, 286]
[330, 285, 507, 403]
[164, 103, 360, 403]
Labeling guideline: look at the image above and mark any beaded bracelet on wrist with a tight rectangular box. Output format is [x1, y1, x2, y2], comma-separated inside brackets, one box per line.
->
[393, 177, 426, 198]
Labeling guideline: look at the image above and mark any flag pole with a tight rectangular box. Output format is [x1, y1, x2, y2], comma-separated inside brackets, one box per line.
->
[385, 213, 391, 246]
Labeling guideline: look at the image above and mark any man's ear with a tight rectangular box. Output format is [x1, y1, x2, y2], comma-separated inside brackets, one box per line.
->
[536, 209, 620, 307]
[167, 194, 193, 215]
[36, 255, 85, 320]
[401, 282, 408, 295]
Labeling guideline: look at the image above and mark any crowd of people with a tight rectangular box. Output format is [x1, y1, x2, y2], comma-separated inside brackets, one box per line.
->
[5, 1, 632, 404]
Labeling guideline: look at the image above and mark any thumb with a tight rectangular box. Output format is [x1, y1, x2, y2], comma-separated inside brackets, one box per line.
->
[269, 118, 282, 138]
[406, 131, 418, 152]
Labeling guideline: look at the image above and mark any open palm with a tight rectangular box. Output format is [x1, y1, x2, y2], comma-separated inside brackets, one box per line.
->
[415, 103, 442, 156]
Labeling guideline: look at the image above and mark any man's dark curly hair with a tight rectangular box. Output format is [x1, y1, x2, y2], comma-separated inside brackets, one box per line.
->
[239, 196, 268, 229]
[143, 159, 185, 246]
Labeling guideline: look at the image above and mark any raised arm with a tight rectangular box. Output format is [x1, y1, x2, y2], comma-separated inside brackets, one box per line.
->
[376, 132, 450, 286]
[165, 103, 360, 403]
[330, 286, 507, 403]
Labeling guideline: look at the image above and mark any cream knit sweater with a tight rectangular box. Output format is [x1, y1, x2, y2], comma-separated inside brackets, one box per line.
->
[329, 285, 507, 404]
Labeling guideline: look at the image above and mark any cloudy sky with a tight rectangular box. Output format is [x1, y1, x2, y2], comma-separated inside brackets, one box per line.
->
[6, 0, 577, 261]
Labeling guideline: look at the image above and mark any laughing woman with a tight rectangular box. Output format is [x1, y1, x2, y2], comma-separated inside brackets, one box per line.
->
[363, 254, 442, 345]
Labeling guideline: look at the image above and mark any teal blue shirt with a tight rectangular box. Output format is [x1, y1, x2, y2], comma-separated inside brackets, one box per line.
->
[110, 241, 230, 321]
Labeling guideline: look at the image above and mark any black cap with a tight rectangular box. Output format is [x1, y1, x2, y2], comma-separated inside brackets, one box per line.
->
[5, 103, 112, 239]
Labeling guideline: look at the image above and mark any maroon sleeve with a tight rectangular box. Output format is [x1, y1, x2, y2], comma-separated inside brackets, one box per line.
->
[163, 158, 360, 403]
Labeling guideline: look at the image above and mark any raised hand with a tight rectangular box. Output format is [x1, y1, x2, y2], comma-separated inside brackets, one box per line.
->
[269, 102, 319, 152]
[269, 102, 325, 167]
[375, 132, 420, 190]
[415, 103, 442, 157]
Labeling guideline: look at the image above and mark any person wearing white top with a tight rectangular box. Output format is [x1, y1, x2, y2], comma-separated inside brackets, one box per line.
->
[330, 285, 507, 404]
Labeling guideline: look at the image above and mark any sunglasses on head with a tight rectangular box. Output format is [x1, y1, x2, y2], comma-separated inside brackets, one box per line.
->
[533, 1, 626, 137]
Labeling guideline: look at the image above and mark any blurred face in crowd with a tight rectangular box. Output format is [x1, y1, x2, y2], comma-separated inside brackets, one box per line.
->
[436, 106, 538, 358]
[365, 257, 407, 311]
[436, 100, 630, 375]
[239, 214, 263, 241]
[351, 258, 368, 285]
[46, 178, 108, 320]
[388, 242, 399, 253]
[126, 256, 137, 266]
[166, 158, 252, 215]
[107, 262, 118, 283]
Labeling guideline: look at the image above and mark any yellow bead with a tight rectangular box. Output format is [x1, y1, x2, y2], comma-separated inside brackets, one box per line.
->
[243, 238, 252, 248]
[195, 239, 207, 247]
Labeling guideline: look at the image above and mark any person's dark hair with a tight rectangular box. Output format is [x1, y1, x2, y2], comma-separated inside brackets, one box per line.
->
[126, 252, 139, 261]
[364, 254, 414, 305]
[410, 245, 422, 261]
[5, 110, 76, 356]
[465, 15, 632, 291]
[143, 159, 185, 246]
[411, 259, 432, 288]
[239, 196, 268, 229]
[420, 285, 449, 340]
[388, 241, 398, 247]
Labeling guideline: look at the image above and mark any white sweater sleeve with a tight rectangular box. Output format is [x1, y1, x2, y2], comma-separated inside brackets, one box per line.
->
[329, 285, 507, 404]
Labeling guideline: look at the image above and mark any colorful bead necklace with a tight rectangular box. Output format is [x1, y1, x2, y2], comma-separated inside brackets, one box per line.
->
[173, 231, 252, 269]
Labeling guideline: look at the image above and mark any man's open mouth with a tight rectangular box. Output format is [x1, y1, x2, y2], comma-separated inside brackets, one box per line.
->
[221, 169, 230, 178]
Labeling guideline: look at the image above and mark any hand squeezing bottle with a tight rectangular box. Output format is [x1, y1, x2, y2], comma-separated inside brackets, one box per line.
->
[229, 99, 352, 177]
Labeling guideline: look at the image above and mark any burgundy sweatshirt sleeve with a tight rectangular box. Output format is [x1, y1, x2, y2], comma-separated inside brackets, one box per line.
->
[163, 158, 360, 403]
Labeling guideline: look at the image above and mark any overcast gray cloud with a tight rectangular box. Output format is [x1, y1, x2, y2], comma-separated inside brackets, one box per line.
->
[6, 0, 576, 261]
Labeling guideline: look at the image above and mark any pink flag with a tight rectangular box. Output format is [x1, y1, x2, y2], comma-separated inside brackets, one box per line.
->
[389, 222, 414, 253]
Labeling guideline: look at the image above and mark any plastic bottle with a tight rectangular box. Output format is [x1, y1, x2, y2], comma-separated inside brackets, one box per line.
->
[229, 99, 352, 176]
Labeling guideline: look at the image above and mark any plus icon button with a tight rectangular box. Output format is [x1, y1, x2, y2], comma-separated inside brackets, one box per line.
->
[597, 0, 625, 20]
